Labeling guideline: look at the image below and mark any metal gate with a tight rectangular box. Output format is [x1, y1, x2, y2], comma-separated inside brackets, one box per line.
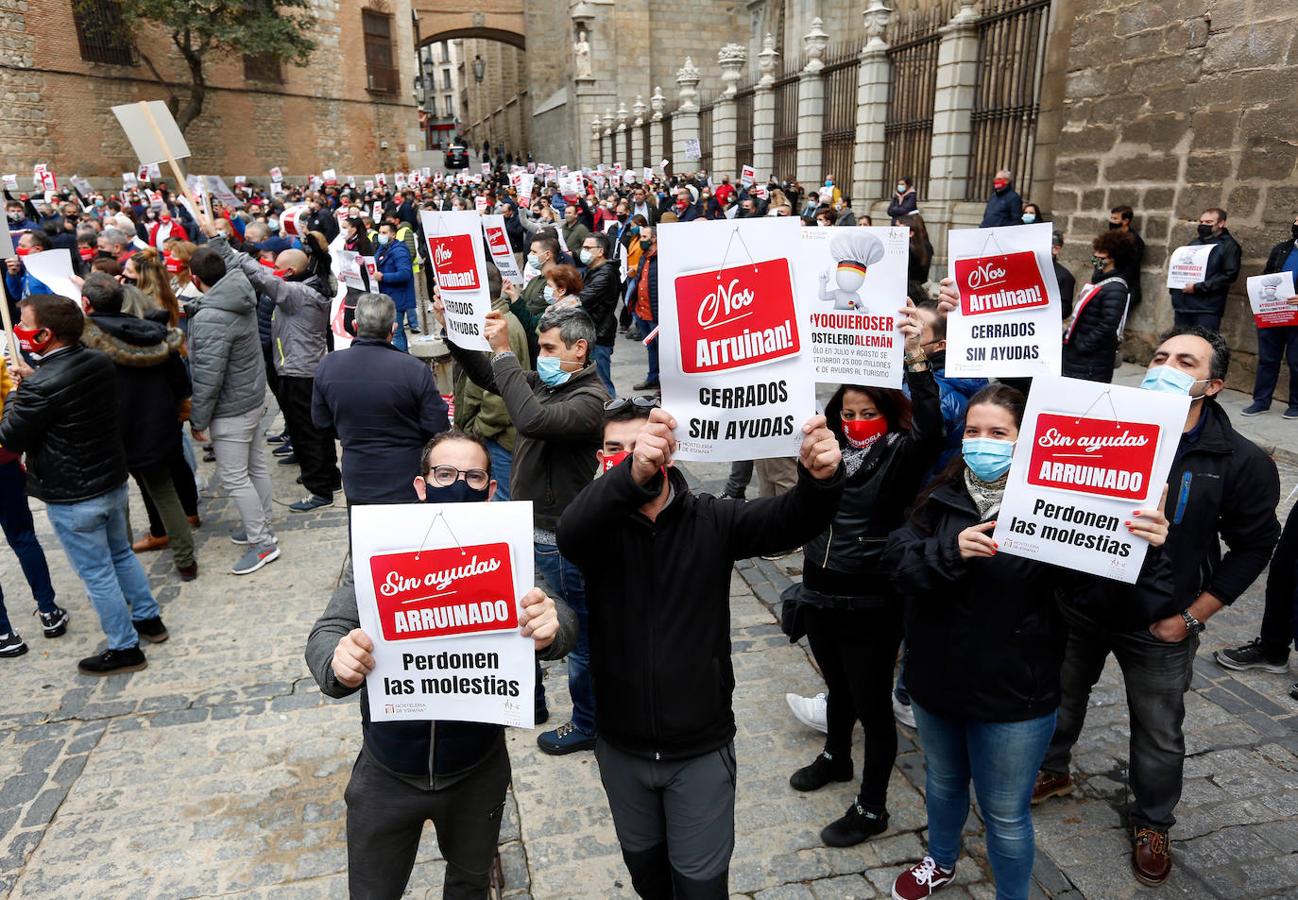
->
[624, 127, 633, 169]
[821, 43, 860, 198]
[662, 114, 673, 168]
[735, 87, 754, 172]
[965, 0, 1051, 200]
[772, 70, 798, 183]
[882, 6, 944, 199]
[698, 102, 714, 174]
[640, 122, 652, 168]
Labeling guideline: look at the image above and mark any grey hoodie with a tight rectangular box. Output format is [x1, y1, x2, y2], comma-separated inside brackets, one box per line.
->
[188, 263, 267, 431]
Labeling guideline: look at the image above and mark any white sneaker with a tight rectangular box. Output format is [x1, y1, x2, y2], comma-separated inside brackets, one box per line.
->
[893, 694, 916, 729]
[786, 692, 828, 734]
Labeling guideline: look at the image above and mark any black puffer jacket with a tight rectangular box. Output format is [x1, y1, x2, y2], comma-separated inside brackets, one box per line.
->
[81, 313, 191, 472]
[1168, 229, 1242, 316]
[1062, 275, 1128, 383]
[579, 261, 622, 347]
[0, 344, 127, 503]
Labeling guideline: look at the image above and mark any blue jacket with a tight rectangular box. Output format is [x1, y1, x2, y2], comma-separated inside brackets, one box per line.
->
[4, 268, 51, 300]
[925, 358, 988, 472]
[374, 240, 416, 311]
[979, 187, 1023, 228]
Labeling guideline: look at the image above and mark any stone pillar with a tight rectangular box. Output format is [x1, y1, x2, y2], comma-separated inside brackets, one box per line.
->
[615, 102, 629, 171]
[649, 86, 665, 166]
[673, 57, 701, 165]
[752, 34, 779, 179]
[590, 117, 603, 168]
[853, 1, 893, 206]
[927, 0, 980, 267]
[796, 17, 830, 185]
[713, 43, 747, 177]
[600, 109, 615, 165]
[631, 96, 647, 170]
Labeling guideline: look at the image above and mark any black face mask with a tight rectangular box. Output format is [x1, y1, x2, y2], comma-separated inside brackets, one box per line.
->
[1197, 223, 1214, 240]
[616, 213, 628, 223]
[122, 276, 137, 286]
[1108, 221, 1122, 230]
[423, 480, 489, 504]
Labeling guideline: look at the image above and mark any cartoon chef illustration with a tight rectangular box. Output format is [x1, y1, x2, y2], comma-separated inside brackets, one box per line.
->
[818, 230, 886, 311]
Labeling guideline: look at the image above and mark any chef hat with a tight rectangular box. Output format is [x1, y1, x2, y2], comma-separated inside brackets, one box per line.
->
[829, 230, 885, 267]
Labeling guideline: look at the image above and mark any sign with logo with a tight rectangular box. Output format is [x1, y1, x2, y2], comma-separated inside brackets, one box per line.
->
[322, 168, 337, 185]
[480, 214, 525, 283]
[375, 172, 387, 187]
[945, 223, 1062, 378]
[795, 227, 909, 387]
[339, 250, 367, 291]
[741, 164, 756, 187]
[420, 210, 492, 351]
[269, 166, 283, 182]
[1246, 271, 1298, 328]
[1166, 244, 1214, 290]
[353, 501, 535, 726]
[993, 376, 1188, 582]
[658, 217, 815, 462]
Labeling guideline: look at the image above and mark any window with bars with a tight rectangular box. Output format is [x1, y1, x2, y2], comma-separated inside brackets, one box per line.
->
[882, 29, 942, 198]
[72, 0, 134, 65]
[362, 9, 398, 94]
[821, 45, 860, 194]
[243, 52, 283, 82]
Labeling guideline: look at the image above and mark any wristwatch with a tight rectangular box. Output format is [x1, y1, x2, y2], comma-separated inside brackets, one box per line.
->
[1181, 610, 1205, 636]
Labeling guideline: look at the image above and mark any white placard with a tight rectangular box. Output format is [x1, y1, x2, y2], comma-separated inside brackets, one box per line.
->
[21, 249, 80, 301]
[352, 502, 536, 726]
[2, 174, 18, 192]
[481, 214, 525, 283]
[420, 210, 492, 351]
[269, 166, 283, 181]
[339, 250, 366, 291]
[993, 375, 1189, 583]
[0, 225, 13, 259]
[683, 139, 702, 162]
[643, 166, 654, 183]
[658, 217, 815, 462]
[741, 164, 756, 187]
[945, 222, 1062, 378]
[110, 101, 191, 165]
[1166, 244, 1215, 290]
[796, 227, 909, 387]
[1247, 271, 1298, 329]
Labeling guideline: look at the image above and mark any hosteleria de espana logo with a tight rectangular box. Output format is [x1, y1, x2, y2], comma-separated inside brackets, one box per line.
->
[369, 543, 517, 641]
[427, 234, 480, 291]
[954, 250, 1049, 317]
[1027, 414, 1160, 501]
[674, 259, 800, 374]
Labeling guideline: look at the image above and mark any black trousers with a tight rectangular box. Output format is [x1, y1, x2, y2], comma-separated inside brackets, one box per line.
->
[803, 603, 903, 807]
[138, 438, 198, 537]
[278, 374, 339, 498]
[1260, 501, 1298, 657]
[345, 741, 510, 899]
[262, 343, 282, 407]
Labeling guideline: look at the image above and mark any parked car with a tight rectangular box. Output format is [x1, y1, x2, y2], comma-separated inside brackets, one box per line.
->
[445, 143, 469, 170]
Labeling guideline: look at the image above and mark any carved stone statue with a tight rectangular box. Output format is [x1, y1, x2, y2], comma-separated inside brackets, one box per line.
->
[574, 28, 592, 79]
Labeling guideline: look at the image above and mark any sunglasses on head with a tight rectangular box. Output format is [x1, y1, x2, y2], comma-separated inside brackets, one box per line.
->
[604, 396, 660, 413]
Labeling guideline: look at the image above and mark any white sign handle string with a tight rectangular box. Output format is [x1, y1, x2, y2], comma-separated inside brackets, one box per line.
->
[714, 225, 760, 282]
[414, 510, 468, 560]
[1073, 388, 1123, 430]
[976, 229, 1007, 260]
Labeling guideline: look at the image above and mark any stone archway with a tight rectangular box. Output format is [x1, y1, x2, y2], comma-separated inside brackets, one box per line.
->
[412, 3, 526, 50]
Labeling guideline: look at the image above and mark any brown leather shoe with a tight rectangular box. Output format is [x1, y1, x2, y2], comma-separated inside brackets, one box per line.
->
[1030, 770, 1074, 805]
[1132, 827, 1172, 886]
[132, 534, 170, 553]
[186, 515, 202, 528]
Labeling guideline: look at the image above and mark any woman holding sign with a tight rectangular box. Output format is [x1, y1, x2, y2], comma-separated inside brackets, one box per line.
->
[882, 385, 1169, 900]
[786, 301, 946, 850]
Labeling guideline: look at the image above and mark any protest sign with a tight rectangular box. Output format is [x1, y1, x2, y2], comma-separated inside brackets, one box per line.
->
[516, 173, 535, 205]
[945, 222, 1062, 379]
[22, 249, 80, 302]
[111, 101, 203, 215]
[363, 179, 375, 193]
[269, 166, 283, 181]
[474, 195, 488, 213]
[351, 500, 535, 727]
[338, 250, 366, 291]
[481, 214, 525, 283]
[796, 226, 909, 387]
[993, 375, 1188, 583]
[0, 229, 16, 362]
[643, 166, 654, 183]
[1247, 271, 1298, 328]
[420, 210, 492, 351]
[120, 172, 138, 190]
[280, 204, 309, 238]
[394, 172, 407, 187]
[372, 201, 383, 222]
[322, 168, 337, 185]
[1166, 244, 1214, 290]
[741, 164, 756, 187]
[376, 173, 387, 187]
[683, 139, 702, 161]
[0, 224, 12, 258]
[658, 217, 815, 462]
[1, 174, 16, 192]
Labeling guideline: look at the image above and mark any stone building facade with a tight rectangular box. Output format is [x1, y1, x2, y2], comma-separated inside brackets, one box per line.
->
[1, 0, 421, 180]
[455, 37, 530, 160]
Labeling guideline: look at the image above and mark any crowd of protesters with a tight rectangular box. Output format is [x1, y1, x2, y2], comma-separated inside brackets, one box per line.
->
[1, 152, 1295, 900]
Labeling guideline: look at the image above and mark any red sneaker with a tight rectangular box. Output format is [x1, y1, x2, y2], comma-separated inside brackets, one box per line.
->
[892, 856, 955, 899]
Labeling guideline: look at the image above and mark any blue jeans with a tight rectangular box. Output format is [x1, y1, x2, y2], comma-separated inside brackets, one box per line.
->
[593, 344, 616, 398]
[486, 439, 513, 501]
[913, 702, 1056, 900]
[46, 483, 160, 650]
[534, 541, 595, 734]
[391, 323, 409, 353]
[400, 307, 420, 330]
[0, 460, 57, 635]
[1252, 325, 1298, 408]
[632, 313, 659, 385]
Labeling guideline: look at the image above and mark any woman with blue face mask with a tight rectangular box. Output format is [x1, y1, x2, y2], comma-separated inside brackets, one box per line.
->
[882, 382, 1168, 900]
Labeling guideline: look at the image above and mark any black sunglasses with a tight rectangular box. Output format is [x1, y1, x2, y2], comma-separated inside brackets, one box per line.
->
[604, 396, 660, 413]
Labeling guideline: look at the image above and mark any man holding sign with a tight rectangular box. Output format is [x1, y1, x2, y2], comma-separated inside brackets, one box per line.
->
[306, 432, 576, 899]
[1241, 213, 1298, 419]
[1167, 208, 1241, 331]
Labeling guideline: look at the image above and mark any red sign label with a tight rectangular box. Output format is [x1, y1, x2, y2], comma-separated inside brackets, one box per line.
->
[484, 225, 510, 257]
[369, 543, 517, 641]
[675, 258, 800, 374]
[954, 250, 1049, 317]
[428, 234, 480, 291]
[1027, 413, 1160, 501]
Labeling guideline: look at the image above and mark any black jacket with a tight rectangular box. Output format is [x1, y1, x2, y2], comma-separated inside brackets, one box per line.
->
[1054, 260, 1076, 319]
[559, 462, 845, 759]
[447, 347, 607, 531]
[311, 338, 450, 504]
[579, 261, 622, 347]
[1061, 276, 1127, 383]
[81, 314, 191, 472]
[306, 568, 577, 784]
[979, 187, 1022, 228]
[887, 191, 917, 221]
[0, 344, 127, 503]
[1169, 229, 1242, 315]
[1114, 229, 1145, 307]
[1065, 400, 1280, 631]
[1264, 237, 1298, 276]
[802, 369, 945, 604]
[305, 207, 339, 243]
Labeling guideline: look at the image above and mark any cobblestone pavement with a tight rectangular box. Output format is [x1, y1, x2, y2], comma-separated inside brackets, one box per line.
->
[2, 338, 1297, 899]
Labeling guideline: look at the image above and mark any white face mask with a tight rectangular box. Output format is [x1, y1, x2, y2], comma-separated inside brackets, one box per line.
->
[897, 184, 907, 194]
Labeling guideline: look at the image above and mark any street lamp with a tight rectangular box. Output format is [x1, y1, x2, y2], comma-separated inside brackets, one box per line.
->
[473, 54, 486, 84]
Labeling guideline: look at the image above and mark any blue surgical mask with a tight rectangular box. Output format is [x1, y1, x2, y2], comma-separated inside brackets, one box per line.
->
[579, 249, 594, 265]
[543, 284, 556, 303]
[537, 355, 572, 387]
[268, 217, 279, 230]
[1140, 364, 1203, 396]
[1022, 213, 1037, 224]
[527, 252, 541, 269]
[377, 233, 390, 245]
[962, 437, 1015, 482]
